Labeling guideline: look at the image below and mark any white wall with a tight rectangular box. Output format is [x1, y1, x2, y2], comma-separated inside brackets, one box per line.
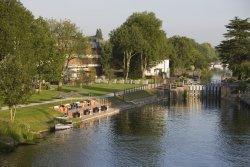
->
[144, 59, 170, 78]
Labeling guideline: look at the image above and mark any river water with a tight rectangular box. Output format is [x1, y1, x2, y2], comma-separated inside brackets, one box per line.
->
[0, 98, 249, 167]
[1, 72, 250, 167]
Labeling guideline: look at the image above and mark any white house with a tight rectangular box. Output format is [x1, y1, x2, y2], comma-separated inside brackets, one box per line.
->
[144, 59, 170, 78]
[209, 61, 229, 70]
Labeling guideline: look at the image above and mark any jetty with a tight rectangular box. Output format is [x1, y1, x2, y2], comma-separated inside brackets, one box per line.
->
[53, 98, 120, 125]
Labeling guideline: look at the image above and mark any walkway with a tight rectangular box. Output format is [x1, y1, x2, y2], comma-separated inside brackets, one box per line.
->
[0, 93, 114, 111]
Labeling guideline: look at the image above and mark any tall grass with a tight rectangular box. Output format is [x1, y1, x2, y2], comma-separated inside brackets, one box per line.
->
[0, 120, 36, 144]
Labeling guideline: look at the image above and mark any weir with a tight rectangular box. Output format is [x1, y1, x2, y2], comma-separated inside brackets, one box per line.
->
[156, 83, 222, 99]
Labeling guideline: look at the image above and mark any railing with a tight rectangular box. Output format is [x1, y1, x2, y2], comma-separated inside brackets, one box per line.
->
[114, 83, 164, 99]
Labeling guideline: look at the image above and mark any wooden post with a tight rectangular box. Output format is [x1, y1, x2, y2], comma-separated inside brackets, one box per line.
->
[123, 89, 125, 100]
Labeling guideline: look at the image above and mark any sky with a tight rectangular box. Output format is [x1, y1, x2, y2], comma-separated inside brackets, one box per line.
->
[20, 0, 250, 46]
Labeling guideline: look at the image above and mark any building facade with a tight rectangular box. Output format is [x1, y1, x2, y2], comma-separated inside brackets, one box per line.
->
[144, 59, 170, 78]
[66, 37, 102, 81]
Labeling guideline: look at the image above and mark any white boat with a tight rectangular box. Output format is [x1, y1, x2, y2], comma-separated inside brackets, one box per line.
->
[55, 123, 73, 131]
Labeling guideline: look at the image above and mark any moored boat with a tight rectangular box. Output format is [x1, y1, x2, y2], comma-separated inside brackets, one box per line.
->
[54, 123, 73, 131]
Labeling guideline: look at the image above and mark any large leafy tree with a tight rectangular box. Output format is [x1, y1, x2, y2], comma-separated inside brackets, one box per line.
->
[0, 57, 32, 122]
[124, 12, 169, 78]
[31, 17, 62, 90]
[110, 24, 144, 79]
[0, 0, 35, 121]
[48, 19, 87, 85]
[217, 17, 250, 80]
[0, 0, 34, 64]
[110, 12, 169, 79]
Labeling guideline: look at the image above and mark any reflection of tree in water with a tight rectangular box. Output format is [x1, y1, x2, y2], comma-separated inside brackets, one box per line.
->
[109, 103, 168, 166]
[113, 104, 167, 136]
[219, 100, 250, 136]
[217, 101, 250, 166]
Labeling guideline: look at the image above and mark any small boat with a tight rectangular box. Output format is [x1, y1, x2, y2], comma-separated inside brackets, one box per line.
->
[54, 123, 73, 131]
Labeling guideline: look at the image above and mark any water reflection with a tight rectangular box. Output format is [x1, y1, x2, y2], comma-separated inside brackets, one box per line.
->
[0, 99, 249, 167]
[217, 101, 250, 166]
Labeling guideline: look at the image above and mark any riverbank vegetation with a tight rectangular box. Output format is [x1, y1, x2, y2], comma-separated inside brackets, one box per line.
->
[1, 0, 247, 153]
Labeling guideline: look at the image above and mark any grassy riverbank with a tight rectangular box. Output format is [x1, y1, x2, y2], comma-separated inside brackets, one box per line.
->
[0, 83, 140, 109]
[0, 102, 66, 132]
[0, 84, 153, 153]
[119, 90, 156, 101]
[62, 83, 141, 96]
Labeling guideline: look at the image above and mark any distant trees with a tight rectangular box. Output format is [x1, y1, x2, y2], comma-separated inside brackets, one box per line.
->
[169, 36, 217, 75]
[217, 17, 250, 80]
[108, 12, 218, 79]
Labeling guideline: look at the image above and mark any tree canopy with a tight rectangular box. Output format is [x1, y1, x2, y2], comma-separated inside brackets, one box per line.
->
[217, 17, 250, 79]
[95, 28, 103, 40]
[169, 36, 217, 75]
[110, 12, 169, 79]
[48, 19, 88, 83]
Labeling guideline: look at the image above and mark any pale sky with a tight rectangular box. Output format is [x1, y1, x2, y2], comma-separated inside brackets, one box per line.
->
[20, 0, 250, 46]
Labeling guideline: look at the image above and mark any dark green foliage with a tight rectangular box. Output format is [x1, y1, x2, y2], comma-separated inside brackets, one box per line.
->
[110, 12, 169, 79]
[0, 0, 34, 66]
[217, 17, 250, 80]
[100, 41, 113, 77]
[31, 17, 62, 83]
[169, 36, 216, 75]
[96, 28, 103, 40]
[48, 19, 88, 83]
[0, 57, 32, 108]
[0, 0, 34, 111]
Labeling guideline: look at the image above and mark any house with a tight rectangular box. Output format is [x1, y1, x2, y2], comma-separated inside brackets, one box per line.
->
[65, 36, 102, 81]
[209, 61, 228, 70]
[144, 59, 170, 78]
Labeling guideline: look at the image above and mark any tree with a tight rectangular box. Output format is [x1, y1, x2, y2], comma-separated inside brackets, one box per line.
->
[124, 12, 169, 78]
[110, 12, 169, 79]
[48, 19, 87, 86]
[169, 36, 215, 76]
[100, 41, 113, 77]
[199, 43, 219, 62]
[110, 24, 143, 79]
[0, 57, 32, 122]
[95, 28, 103, 40]
[31, 17, 62, 91]
[217, 17, 250, 80]
[0, 0, 34, 65]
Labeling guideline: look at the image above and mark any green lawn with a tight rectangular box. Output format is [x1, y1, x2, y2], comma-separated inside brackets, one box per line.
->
[0, 83, 142, 132]
[62, 83, 141, 96]
[0, 83, 140, 107]
[0, 102, 65, 132]
[28, 90, 61, 103]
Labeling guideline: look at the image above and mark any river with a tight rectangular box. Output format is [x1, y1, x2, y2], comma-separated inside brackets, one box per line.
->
[1, 72, 250, 167]
[0, 98, 249, 167]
